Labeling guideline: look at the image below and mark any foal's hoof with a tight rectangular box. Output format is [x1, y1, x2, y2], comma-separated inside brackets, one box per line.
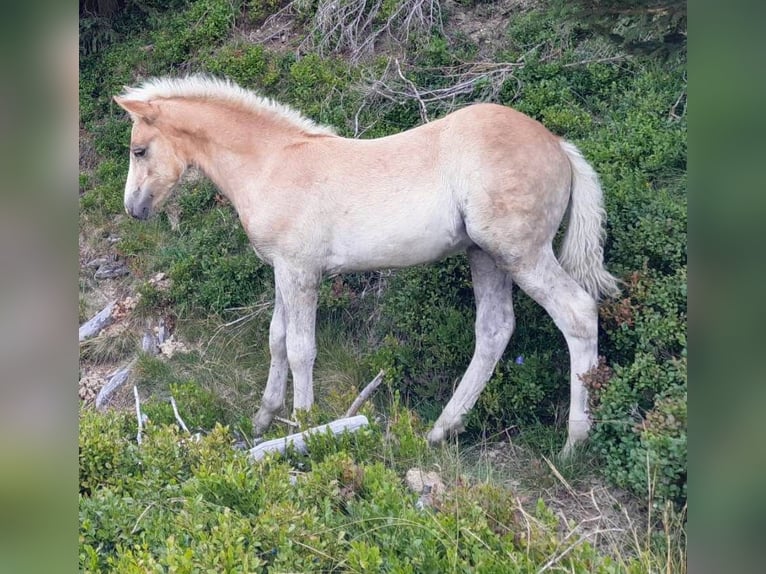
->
[252, 410, 273, 437]
[560, 419, 591, 458]
[426, 427, 447, 446]
[426, 421, 464, 446]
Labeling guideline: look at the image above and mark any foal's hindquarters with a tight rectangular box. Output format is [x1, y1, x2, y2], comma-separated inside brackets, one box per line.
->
[420, 106, 603, 454]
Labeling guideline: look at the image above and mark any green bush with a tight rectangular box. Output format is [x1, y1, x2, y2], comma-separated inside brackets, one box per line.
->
[589, 351, 687, 504]
[79, 409, 138, 495]
[79, 409, 651, 571]
[163, 198, 272, 314]
[141, 381, 232, 431]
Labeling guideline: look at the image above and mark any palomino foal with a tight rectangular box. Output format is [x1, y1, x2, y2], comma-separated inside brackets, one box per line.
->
[115, 75, 619, 454]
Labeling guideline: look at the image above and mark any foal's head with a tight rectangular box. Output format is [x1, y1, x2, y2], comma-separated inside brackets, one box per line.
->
[113, 97, 188, 219]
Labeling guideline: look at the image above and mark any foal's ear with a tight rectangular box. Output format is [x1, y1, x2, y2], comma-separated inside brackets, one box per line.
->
[113, 96, 158, 123]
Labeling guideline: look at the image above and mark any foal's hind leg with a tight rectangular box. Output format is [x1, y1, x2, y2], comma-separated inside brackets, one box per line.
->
[427, 248, 515, 444]
[508, 248, 599, 456]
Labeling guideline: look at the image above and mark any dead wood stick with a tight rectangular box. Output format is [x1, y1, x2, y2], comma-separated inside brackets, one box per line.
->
[170, 395, 190, 434]
[134, 385, 143, 445]
[249, 415, 369, 461]
[95, 359, 136, 411]
[79, 300, 117, 342]
[345, 370, 385, 417]
[274, 415, 300, 428]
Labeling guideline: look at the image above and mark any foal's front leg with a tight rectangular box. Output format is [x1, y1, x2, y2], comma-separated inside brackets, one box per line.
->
[252, 287, 288, 436]
[276, 264, 320, 417]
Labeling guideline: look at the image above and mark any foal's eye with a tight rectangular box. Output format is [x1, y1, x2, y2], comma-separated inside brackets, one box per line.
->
[132, 147, 147, 158]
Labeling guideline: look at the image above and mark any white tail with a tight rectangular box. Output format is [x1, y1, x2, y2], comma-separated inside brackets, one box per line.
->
[558, 140, 621, 300]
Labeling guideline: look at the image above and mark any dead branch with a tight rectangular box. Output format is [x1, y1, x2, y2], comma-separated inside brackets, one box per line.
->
[249, 415, 369, 461]
[360, 58, 525, 125]
[170, 395, 190, 434]
[79, 300, 117, 342]
[345, 370, 385, 417]
[394, 58, 428, 123]
[298, 0, 443, 62]
[95, 359, 136, 410]
[134, 385, 143, 445]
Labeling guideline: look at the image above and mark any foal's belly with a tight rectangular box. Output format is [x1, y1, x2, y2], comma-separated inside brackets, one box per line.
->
[325, 208, 472, 273]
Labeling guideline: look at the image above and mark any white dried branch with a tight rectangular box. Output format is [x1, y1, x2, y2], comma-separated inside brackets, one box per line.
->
[249, 415, 369, 461]
[95, 359, 136, 410]
[394, 58, 428, 123]
[79, 300, 117, 342]
[298, 0, 443, 62]
[275, 415, 301, 428]
[134, 385, 143, 445]
[170, 395, 190, 434]
[345, 370, 385, 417]
[360, 58, 524, 126]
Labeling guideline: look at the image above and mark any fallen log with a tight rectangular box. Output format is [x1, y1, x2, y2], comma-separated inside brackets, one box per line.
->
[249, 415, 369, 461]
[79, 300, 117, 342]
[95, 359, 136, 410]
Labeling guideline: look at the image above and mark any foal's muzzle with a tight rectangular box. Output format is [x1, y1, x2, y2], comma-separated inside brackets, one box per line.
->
[125, 188, 153, 220]
[126, 204, 151, 220]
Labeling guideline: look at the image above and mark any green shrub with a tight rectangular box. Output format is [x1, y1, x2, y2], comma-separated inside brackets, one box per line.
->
[202, 42, 269, 86]
[150, 0, 236, 68]
[141, 381, 232, 431]
[139, 196, 274, 315]
[79, 409, 138, 495]
[79, 156, 128, 215]
[589, 354, 687, 505]
[79, 405, 666, 571]
[368, 257, 472, 391]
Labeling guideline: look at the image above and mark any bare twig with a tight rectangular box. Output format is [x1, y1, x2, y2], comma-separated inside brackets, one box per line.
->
[203, 299, 272, 356]
[345, 370, 385, 417]
[131, 501, 157, 534]
[668, 88, 686, 120]
[274, 415, 300, 428]
[395, 58, 428, 122]
[170, 395, 190, 434]
[134, 385, 143, 445]
[360, 58, 525, 126]
[538, 528, 626, 573]
[299, 0, 443, 62]
[542, 455, 580, 503]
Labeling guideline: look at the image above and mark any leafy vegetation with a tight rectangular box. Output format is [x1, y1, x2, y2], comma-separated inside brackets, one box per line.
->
[80, 407, 684, 571]
[79, 0, 686, 568]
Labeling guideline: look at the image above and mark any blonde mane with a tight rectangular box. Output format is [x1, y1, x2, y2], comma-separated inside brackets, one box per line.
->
[120, 75, 337, 136]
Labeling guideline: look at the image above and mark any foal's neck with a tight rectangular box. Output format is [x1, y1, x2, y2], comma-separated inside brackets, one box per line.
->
[162, 98, 311, 204]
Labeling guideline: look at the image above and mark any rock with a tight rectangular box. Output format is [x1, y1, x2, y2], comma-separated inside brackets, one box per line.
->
[141, 330, 159, 355]
[405, 468, 445, 496]
[94, 262, 129, 279]
[85, 256, 111, 269]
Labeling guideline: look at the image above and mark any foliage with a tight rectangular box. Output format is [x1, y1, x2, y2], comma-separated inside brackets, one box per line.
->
[79, 410, 661, 572]
[557, 0, 687, 58]
[140, 380, 234, 431]
[79, 409, 139, 495]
